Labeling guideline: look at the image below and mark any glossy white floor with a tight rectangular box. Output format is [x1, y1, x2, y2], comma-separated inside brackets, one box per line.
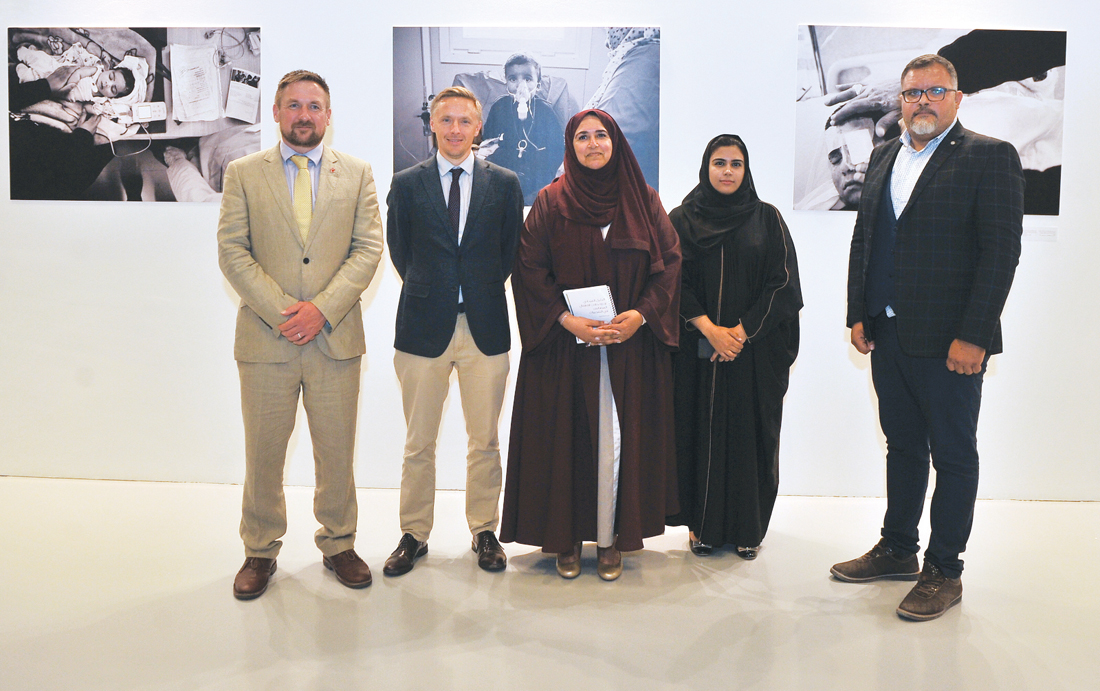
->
[1, 477, 1096, 691]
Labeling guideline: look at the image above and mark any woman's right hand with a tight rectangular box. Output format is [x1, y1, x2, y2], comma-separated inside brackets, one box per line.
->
[561, 313, 617, 346]
[694, 316, 745, 362]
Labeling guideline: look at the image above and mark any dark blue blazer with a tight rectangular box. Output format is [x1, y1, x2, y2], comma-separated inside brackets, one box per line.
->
[847, 122, 1024, 357]
[387, 156, 524, 357]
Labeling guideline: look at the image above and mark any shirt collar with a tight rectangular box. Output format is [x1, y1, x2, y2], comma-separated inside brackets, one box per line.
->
[436, 151, 474, 178]
[281, 141, 324, 166]
[900, 117, 958, 154]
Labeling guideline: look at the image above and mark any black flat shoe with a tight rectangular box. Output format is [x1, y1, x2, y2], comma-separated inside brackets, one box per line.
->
[689, 537, 714, 556]
[736, 545, 759, 560]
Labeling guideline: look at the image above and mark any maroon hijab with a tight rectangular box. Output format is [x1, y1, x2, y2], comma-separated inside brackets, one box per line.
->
[556, 109, 670, 274]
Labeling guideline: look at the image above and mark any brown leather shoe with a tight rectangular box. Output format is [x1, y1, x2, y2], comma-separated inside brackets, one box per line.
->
[323, 549, 372, 588]
[383, 533, 427, 577]
[830, 538, 920, 583]
[472, 530, 507, 572]
[897, 562, 962, 621]
[233, 557, 276, 600]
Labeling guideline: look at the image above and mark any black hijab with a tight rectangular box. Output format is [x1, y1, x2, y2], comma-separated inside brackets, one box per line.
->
[674, 134, 761, 260]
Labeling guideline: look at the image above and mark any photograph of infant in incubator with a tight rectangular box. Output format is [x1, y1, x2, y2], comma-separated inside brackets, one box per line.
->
[9, 27, 261, 202]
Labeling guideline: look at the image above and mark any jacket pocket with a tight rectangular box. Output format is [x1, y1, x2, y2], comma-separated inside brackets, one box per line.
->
[404, 280, 430, 298]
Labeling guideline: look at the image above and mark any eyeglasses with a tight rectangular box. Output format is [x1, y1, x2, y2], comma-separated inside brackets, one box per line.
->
[900, 87, 956, 103]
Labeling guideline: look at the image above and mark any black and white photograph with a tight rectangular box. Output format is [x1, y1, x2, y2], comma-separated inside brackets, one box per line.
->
[231, 67, 259, 89]
[393, 27, 661, 204]
[8, 26, 261, 201]
[794, 26, 1066, 215]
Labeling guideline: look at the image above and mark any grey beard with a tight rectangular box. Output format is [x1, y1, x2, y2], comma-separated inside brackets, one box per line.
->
[907, 116, 938, 137]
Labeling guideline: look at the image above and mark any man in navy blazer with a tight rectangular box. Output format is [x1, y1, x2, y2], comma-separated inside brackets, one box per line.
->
[385, 86, 524, 576]
[832, 55, 1024, 621]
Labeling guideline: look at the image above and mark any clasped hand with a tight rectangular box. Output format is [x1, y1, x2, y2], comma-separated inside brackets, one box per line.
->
[691, 315, 746, 362]
[703, 322, 747, 362]
[279, 301, 326, 346]
[563, 309, 644, 346]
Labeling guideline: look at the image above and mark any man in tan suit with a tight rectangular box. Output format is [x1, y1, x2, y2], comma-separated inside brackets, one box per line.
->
[218, 70, 383, 600]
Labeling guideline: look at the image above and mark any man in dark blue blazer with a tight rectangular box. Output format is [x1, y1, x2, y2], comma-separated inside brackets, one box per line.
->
[385, 87, 524, 576]
[831, 55, 1024, 621]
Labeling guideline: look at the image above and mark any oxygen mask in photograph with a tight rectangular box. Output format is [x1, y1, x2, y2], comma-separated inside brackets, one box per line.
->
[513, 81, 533, 121]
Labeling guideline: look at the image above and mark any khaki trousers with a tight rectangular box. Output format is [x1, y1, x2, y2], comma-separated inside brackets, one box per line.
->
[238, 344, 361, 559]
[393, 314, 509, 541]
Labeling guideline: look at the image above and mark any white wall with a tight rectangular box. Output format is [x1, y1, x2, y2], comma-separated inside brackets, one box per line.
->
[2, 0, 1097, 500]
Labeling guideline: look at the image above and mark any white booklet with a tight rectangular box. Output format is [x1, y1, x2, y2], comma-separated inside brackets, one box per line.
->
[562, 285, 617, 344]
[225, 68, 260, 123]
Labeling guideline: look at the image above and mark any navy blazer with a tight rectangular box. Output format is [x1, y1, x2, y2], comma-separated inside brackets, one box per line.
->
[387, 156, 524, 357]
[847, 121, 1024, 357]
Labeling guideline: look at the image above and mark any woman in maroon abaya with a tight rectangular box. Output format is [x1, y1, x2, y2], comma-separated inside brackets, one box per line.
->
[500, 109, 681, 581]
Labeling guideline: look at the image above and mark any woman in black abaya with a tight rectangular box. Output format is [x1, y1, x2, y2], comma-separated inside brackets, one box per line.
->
[666, 134, 802, 559]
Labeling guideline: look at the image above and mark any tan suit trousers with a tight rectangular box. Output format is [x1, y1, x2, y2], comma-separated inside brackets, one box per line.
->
[393, 314, 509, 541]
[239, 343, 361, 559]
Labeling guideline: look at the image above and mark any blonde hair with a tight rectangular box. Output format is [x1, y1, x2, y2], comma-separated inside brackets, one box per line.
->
[429, 86, 482, 121]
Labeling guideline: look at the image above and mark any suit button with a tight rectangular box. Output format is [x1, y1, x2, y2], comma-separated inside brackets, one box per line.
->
[303, 258, 310, 264]
[450, 286, 458, 292]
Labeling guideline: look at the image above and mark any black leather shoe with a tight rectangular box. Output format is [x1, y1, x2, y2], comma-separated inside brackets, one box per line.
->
[383, 533, 427, 577]
[736, 545, 760, 560]
[472, 531, 507, 571]
[689, 537, 714, 556]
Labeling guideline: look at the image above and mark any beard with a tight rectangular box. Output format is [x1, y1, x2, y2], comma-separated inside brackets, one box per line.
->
[906, 111, 939, 137]
[283, 122, 323, 149]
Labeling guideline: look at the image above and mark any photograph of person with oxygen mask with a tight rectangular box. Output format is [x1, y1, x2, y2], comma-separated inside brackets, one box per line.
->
[479, 53, 565, 205]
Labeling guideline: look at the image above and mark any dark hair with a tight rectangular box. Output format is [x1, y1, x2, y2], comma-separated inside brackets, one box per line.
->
[275, 70, 330, 107]
[901, 54, 958, 90]
[704, 134, 746, 164]
[504, 53, 541, 84]
[117, 67, 136, 97]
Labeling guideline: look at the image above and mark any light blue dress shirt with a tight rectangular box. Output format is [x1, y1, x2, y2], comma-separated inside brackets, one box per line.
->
[890, 117, 958, 217]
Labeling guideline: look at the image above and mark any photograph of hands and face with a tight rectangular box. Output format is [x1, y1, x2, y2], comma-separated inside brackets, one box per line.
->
[393, 27, 661, 205]
[793, 26, 1066, 215]
[9, 27, 261, 201]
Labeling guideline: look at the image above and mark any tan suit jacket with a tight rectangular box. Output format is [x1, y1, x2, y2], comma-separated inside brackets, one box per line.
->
[218, 144, 383, 362]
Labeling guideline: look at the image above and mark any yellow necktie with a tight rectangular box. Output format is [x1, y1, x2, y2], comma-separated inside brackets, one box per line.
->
[292, 154, 312, 242]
